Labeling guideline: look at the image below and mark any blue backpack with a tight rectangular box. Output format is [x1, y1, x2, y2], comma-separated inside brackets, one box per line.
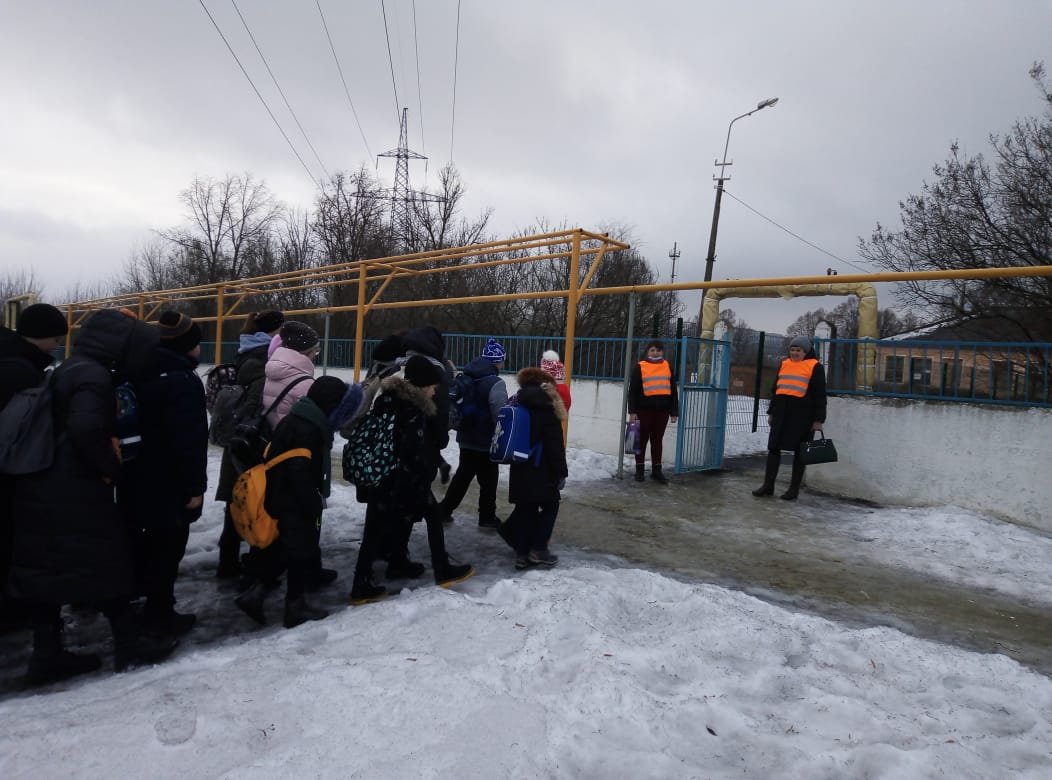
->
[489, 403, 542, 465]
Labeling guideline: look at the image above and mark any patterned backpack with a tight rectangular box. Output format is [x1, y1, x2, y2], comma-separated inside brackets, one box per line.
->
[342, 406, 399, 487]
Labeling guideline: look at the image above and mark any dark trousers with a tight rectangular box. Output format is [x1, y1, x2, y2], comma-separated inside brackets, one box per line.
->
[387, 493, 449, 570]
[504, 500, 560, 554]
[135, 521, 191, 615]
[440, 449, 499, 521]
[635, 408, 670, 465]
[354, 502, 387, 585]
[218, 504, 242, 567]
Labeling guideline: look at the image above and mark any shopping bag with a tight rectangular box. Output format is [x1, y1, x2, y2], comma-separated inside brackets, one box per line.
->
[799, 432, 838, 465]
[624, 420, 640, 455]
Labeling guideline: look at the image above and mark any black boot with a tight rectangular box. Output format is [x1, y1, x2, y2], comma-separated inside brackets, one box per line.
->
[651, 465, 669, 484]
[140, 603, 197, 637]
[25, 619, 101, 687]
[350, 576, 388, 606]
[283, 596, 329, 629]
[234, 581, 267, 625]
[434, 554, 476, 588]
[781, 455, 806, 500]
[753, 450, 780, 496]
[634, 464, 645, 482]
[109, 609, 178, 673]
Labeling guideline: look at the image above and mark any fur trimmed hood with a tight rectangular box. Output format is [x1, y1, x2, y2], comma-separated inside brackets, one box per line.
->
[380, 372, 437, 417]
[516, 367, 567, 421]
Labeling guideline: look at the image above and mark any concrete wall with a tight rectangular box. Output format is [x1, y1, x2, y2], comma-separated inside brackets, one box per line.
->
[805, 397, 1052, 531]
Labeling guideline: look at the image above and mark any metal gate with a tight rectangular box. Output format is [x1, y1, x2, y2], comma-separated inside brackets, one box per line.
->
[674, 336, 731, 473]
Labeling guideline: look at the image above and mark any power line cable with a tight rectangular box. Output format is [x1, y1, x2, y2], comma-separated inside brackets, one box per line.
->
[230, 0, 329, 180]
[449, 0, 461, 164]
[315, 0, 372, 160]
[721, 188, 871, 273]
[412, 0, 427, 181]
[380, 0, 402, 122]
[197, 0, 321, 187]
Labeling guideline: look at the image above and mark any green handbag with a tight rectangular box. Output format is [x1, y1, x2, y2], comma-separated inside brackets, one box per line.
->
[799, 431, 838, 465]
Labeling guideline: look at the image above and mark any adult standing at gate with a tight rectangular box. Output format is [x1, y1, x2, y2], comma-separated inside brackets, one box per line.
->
[753, 335, 826, 500]
[627, 340, 679, 484]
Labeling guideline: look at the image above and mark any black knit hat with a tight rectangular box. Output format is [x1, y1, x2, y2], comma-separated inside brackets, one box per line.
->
[307, 376, 347, 417]
[280, 321, 319, 353]
[404, 355, 444, 388]
[158, 311, 203, 354]
[16, 303, 68, 339]
[254, 310, 285, 335]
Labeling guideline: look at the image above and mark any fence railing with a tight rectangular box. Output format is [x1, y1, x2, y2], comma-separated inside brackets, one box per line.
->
[199, 335, 1052, 409]
[821, 338, 1052, 407]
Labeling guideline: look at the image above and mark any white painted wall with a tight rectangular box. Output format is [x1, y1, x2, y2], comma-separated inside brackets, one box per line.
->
[805, 397, 1052, 531]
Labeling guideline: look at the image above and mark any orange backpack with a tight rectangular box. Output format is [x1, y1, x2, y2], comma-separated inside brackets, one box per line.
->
[229, 446, 311, 548]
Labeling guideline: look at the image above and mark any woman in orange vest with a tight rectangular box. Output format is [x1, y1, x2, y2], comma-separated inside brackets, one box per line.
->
[627, 340, 679, 484]
[753, 335, 827, 500]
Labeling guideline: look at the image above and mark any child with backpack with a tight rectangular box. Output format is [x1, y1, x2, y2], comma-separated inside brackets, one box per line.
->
[499, 367, 568, 569]
[439, 337, 509, 529]
[213, 310, 285, 579]
[350, 356, 474, 605]
[234, 376, 364, 628]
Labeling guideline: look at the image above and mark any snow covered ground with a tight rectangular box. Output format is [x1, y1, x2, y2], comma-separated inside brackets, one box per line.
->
[2, 428, 1052, 778]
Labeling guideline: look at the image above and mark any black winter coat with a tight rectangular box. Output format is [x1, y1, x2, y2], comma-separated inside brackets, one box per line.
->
[214, 343, 270, 501]
[766, 356, 827, 453]
[368, 376, 438, 521]
[1, 327, 57, 538]
[403, 326, 450, 452]
[0, 326, 55, 409]
[10, 309, 158, 605]
[119, 347, 208, 529]
[508, 378, 569, 505]
[264, 398, 332, 562]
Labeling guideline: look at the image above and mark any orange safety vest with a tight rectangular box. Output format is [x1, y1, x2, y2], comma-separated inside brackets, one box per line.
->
[775, 358, 818, 398]
[639, 360, 672, 396]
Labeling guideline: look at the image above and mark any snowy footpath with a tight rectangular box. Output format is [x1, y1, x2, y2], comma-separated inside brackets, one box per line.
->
[1, 435, 1051, 778]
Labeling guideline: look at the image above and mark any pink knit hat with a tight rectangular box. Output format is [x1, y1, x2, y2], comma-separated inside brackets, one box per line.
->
[540, 349, 565, 381]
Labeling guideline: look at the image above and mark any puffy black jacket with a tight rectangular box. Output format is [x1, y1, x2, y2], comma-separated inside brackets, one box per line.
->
[264, 397, 332, 561]
[10, 310, 157, 605]
[508, 369, 568, 505]
[214, 342, 271, 501]
[119, 346, 208, 529]
[368, 375, 438, 520]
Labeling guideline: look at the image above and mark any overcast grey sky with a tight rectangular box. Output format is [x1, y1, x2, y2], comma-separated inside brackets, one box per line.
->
[2, 0, 1051, 332]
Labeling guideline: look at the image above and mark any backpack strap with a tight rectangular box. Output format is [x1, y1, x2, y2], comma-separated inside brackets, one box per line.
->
[262, 446, 312, 471]
[260, 375, 311, 420]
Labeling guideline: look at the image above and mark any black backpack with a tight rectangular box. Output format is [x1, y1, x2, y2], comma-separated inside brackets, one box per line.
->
[448, 372, 486, 431]
[204, 362, 238, 414]
[0, 371, 56, 475]
[228, 375, 311, 472]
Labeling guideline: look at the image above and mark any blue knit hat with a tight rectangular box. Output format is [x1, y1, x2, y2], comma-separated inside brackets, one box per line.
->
[481, 338, 506, 363]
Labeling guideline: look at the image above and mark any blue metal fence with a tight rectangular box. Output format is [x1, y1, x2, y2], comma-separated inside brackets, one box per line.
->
[820, 338, 1052, 408]
[200, 335, 1052, 409]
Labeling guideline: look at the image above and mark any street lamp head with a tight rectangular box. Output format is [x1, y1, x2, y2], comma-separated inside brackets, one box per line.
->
[757, 97, 780, 110]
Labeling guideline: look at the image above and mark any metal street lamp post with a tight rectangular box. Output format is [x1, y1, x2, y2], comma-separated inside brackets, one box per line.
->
[698, 97, 779, 325]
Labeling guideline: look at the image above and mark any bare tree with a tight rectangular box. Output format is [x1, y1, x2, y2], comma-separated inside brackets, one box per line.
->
[1, 266, 43, 309]
[159, 173, 282, 284]
[859, 63, 1052, 341]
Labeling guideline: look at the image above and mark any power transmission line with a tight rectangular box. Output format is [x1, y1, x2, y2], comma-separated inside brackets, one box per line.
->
[315, 0, 372, 160]
[197, 0, 321, 187]
[721, 188, 871, 273]
[380, 0, 401, 124]
[449, 0, 461, 164]
[229, 0, 329, 180]
[412, 0, 427, 181]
